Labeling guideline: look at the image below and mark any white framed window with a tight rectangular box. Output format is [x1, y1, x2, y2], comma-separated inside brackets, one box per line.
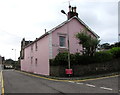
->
[31, 45, 33, 52]
[59, 36, 66, 47]
[35, 42, 38, 51]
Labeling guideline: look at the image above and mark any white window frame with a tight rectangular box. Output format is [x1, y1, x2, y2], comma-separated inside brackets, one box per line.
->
[59, 36, 66, 48]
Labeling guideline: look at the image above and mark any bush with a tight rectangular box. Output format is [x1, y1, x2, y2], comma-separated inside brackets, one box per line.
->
[50, 50, 116, 66]
[51, 52, 68, 66]
[74, 54, 94, 65]
[109, 47, 120, 58]
[94, 51, 113, 63]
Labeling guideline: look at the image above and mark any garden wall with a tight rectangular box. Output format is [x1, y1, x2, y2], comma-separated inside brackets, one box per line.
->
[50, 58, 120, 77]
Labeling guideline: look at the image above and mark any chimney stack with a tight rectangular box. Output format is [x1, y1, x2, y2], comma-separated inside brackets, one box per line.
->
[67, 5, 78, 20]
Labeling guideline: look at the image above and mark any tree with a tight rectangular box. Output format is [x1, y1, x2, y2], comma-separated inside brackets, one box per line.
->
[5, 59, 14, 64]
[100, 43, 111, 49]
[76, 32, 100, 56]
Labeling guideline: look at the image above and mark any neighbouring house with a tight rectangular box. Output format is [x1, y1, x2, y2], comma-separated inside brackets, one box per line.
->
[0, 56, 2, 64]
[20, 6, 99, 75]
[0, 55, 4, 64]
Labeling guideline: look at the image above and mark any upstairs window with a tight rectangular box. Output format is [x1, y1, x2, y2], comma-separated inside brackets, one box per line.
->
[59, 36, 66, 47]
[31, 45, 33, 52]
[35, 42, 38, 51]
[35, 58, 37, 66]
[31, 57, 33, 64]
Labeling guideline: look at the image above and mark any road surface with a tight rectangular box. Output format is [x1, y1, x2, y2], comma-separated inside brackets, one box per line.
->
[2, 70, 119, 94]
[0, 64, 2, 95]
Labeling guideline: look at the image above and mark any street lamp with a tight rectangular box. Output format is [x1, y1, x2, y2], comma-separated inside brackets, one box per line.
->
[12, 49, 16, 62]
[61, 10, 72, 76]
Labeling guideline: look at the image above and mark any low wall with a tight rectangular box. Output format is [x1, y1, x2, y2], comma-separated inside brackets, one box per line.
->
[50, 58, 120, 77]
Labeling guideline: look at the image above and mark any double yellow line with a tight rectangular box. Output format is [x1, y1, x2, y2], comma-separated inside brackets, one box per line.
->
[0, 71, 4, 95]
[16, 70, 119, 82]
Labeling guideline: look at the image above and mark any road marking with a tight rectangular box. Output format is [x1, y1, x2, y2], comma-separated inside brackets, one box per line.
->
[15, 70, 69, 82]
[68, 81, 75, 83]
[100, 87, 113, 91]
[0, 71, 2, 95]
[15, 70, 119, 83]
[0, 71, 1, 83]
[1, 71, 4, 95]
[15, 70, 117, 92]
[86, 84, 96, 87]
[76, 83, 84, 85]
[75, 74, 119, 82]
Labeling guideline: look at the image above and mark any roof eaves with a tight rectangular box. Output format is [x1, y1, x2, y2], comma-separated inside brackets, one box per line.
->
[24, 32, 49, 49]
[75, 16, 99, 38]
[23, 16, 99, 49]
[48, 16, 99, 38]
[48, 20, 68, 34]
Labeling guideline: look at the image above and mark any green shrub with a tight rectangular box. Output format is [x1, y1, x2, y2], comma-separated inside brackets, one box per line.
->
[109, 47, 120, 58]
[52, 52, 68, 66]
[50, 50, 115, 66]
[75, 55, 92, 65]
[73, 53, 81, 65]
[94, 51, 113, 63]
[49, 59, 54, 65]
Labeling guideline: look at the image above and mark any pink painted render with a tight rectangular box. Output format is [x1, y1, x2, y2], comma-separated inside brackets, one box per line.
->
[21, 35, 49, 75]
[20, 16, 98, 75]
[51, 18, 97, 58]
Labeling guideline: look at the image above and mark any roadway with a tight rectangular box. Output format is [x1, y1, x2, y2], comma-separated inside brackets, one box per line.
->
[2, 70, 120, 94]
[0, 64, 2, 95]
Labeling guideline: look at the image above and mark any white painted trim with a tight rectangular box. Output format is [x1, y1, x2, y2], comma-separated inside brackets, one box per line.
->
[100, 87, 113, 91]
[49, 33, 53, 59]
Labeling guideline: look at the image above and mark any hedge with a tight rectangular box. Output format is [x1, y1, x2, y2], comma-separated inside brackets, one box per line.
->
[50, 47, 120, 66]
[109, 47, 120, 58]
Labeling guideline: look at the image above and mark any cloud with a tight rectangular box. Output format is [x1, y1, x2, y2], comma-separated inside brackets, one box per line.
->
[75, 2, 118, 44]
[0, 0, 118, 59]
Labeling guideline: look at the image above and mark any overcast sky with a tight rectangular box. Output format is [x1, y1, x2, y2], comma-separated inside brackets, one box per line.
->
[0, 0, 119, 60]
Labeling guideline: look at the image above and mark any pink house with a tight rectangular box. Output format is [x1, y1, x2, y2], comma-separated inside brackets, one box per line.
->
[20, 6, 99, 75]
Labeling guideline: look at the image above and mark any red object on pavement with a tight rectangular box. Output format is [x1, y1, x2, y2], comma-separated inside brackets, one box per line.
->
[65, 69, 73, 74]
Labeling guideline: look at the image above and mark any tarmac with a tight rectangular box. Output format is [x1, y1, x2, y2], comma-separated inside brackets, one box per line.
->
[0, 64, 3, 95]
[0, 67, 119, 95]
[0, 71, 2, 95]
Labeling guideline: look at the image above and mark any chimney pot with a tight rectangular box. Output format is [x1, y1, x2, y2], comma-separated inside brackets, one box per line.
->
[45, 29, 47, 33]
[73, 7, 76, 12]
[69, 5, 71, 12]
[72, 7, 74, 12]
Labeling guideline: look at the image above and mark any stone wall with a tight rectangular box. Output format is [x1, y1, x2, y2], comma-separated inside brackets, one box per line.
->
[50, 58, 120, 77]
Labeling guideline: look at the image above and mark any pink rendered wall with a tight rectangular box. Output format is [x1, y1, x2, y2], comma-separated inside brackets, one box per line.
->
[52, 18, 96, 58]
[21, 35, 49, 75]
[21, 18, 97, 75]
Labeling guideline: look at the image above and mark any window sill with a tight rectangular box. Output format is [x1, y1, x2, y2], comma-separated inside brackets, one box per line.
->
[58, 47, 68, 53]
[59, 47, 67, 49]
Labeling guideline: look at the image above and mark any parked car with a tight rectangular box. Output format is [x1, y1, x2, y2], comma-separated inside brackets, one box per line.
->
[4, 65, 13, 69]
